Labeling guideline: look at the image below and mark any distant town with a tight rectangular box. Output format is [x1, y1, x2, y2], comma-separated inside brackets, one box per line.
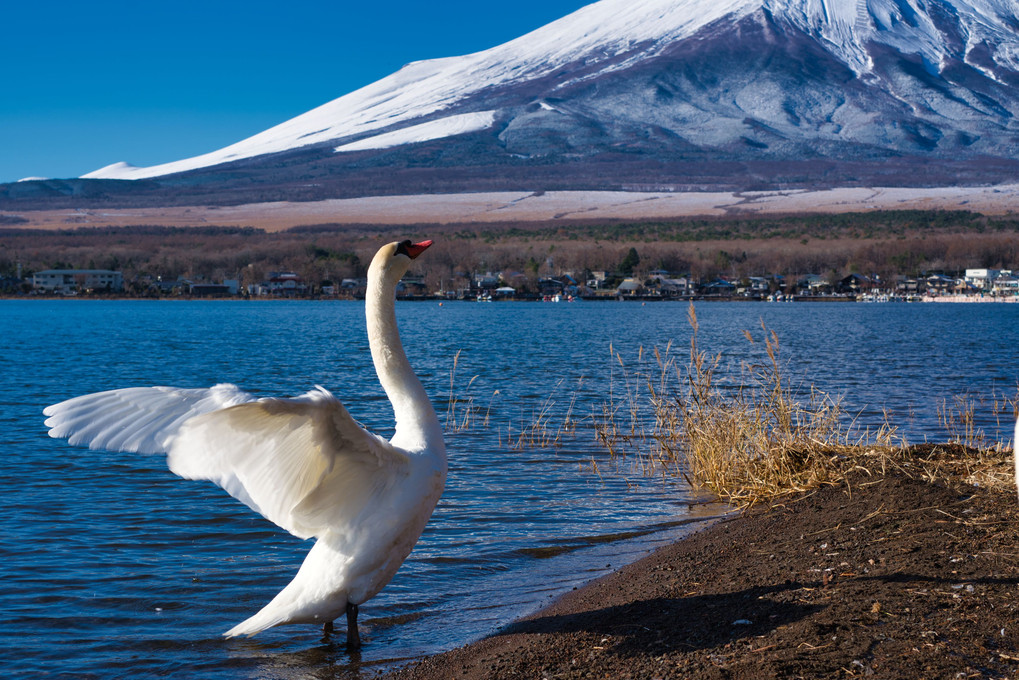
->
[9, 265, 1019, 303]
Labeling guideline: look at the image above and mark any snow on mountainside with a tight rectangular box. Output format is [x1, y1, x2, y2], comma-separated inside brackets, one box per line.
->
[83, 0, 1019, 181]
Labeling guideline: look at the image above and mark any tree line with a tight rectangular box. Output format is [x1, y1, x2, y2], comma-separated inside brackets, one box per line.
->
[2, 211, 1018, 295]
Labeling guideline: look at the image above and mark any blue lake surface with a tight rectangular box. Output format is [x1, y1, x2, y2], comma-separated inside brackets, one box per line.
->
[2, 299, 1017, 678]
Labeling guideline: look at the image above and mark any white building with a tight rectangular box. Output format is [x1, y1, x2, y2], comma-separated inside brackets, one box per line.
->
[256, 272, 307, 296]
[965, 269, 1000, 290]
[745, 276, 771, 295]
[660, 276, 693, 296]
[32, 269, 123, 294]
[992, 273, 1019, 296]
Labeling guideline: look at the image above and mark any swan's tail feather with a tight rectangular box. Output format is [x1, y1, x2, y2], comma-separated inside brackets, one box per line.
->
[223, 540, 351, 638]
[223, 609, 287, 638]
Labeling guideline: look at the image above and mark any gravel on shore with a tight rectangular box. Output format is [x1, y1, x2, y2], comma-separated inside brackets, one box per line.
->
[388, 448, 1019, 679]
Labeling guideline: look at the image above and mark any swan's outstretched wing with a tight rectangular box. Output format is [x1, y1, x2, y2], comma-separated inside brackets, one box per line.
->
[167, 387, 409, 539]
[43, 383, 254, 454]
[45, 384, 408, 539]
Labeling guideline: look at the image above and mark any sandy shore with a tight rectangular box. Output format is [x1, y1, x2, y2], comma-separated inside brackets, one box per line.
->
[386, 446, 1019, 679]
[10, 185, 1019, 231]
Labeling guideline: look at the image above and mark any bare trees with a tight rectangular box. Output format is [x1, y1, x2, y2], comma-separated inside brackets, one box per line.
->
[4, 211, 1019, 294]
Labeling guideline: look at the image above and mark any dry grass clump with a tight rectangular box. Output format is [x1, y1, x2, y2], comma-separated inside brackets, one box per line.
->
[664, 306, 887, 505]
[594, 304, 1016, 507]
[847, 442, 1015, 494]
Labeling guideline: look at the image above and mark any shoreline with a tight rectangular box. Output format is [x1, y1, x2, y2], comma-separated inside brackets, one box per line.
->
[5, 294, 1019, 303]
[386, 450, 1019, 679]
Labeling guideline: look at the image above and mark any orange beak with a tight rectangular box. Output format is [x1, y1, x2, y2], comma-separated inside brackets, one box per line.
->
[405, 240, 433, 259]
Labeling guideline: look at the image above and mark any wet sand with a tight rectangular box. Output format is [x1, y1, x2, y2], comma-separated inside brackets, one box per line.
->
[386, 446, 1019, 679]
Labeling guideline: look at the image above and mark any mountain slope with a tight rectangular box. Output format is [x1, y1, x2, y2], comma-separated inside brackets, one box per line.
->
[11, 0, 1019, 204]
[82, 0, 757, 179]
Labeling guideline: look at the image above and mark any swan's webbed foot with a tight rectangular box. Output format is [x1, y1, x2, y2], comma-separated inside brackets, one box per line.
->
[346, 602, 361, 649]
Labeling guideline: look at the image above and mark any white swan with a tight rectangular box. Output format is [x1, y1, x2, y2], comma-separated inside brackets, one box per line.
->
[43, 240, 446, 647]
[1014, 415, 1019, 499]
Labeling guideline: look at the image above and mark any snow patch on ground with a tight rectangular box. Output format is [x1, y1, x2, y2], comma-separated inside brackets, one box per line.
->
[15, 186, 1019, 232]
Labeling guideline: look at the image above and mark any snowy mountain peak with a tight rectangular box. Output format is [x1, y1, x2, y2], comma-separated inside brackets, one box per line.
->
[82, 0, 1019, 184]
[86, 161, 139, 178]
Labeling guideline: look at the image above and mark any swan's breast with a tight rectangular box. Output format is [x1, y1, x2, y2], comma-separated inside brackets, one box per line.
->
[345, 460, 445, 603]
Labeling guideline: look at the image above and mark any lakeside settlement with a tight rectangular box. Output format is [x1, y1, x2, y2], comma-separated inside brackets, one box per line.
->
[10, 266, 1019, 303]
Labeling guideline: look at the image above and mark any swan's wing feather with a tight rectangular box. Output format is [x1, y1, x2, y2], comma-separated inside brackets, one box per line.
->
[43, 384, 254, 454]
[167, 387, 409, 539]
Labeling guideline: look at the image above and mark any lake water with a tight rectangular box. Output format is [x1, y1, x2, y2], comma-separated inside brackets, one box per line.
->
[2, 299, 1017, 678]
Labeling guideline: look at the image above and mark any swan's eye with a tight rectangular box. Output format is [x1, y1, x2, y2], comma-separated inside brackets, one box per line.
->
[395, 240, 413, 257]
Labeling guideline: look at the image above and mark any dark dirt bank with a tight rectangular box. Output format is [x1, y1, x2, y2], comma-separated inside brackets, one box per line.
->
[387, 449, 1019, 679]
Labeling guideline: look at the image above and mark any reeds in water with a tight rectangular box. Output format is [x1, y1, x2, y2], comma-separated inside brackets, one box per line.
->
[445, 308, 1016, 506]
[443, 350, 579, 448]
[592, 304, 994, 506]
[507, 377, 584, 450]
[671, 306, 878, 505]
[444, 349, 498, 433]
[937, 388, 1019, 450]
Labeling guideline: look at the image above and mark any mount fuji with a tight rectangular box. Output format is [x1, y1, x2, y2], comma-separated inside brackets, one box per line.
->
[10, 0, 1019, 204]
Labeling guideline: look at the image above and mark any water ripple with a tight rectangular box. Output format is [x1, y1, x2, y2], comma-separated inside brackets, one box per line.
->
[2, 300, 1017, 677]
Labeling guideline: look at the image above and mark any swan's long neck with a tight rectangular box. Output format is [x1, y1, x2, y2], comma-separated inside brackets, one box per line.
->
[365, 266, 442, 450]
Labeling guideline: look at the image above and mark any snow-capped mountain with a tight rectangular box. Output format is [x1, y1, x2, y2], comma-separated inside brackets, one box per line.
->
[73, 0, 1019, 188]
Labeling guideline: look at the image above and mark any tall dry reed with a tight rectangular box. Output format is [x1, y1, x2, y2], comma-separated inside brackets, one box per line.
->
[937, 388, 1019, 450]
[671, 306, 884, 504]
[593, 305, 906, 506]
[444, 349, 499, 433]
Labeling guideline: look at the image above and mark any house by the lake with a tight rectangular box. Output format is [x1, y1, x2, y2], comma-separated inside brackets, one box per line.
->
[32, 269, 123, 295]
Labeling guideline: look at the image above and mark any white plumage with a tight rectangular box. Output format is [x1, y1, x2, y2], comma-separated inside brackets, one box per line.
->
[1014, 414, 1019, 500]
[43, 240, 446, 646]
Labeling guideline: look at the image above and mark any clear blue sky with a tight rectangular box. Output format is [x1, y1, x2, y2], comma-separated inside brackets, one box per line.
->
[1, 0, 591, 184]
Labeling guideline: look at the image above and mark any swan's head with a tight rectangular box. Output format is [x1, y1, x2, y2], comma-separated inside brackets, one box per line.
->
[370, 240, 433, 285]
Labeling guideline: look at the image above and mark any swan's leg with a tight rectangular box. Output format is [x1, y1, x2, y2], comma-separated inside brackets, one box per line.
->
[346, 602, 360, 649]
[323, 620, 334, 637]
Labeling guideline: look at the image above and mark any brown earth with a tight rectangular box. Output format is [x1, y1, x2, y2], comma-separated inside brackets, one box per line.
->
[388, 448, 1019, 679]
